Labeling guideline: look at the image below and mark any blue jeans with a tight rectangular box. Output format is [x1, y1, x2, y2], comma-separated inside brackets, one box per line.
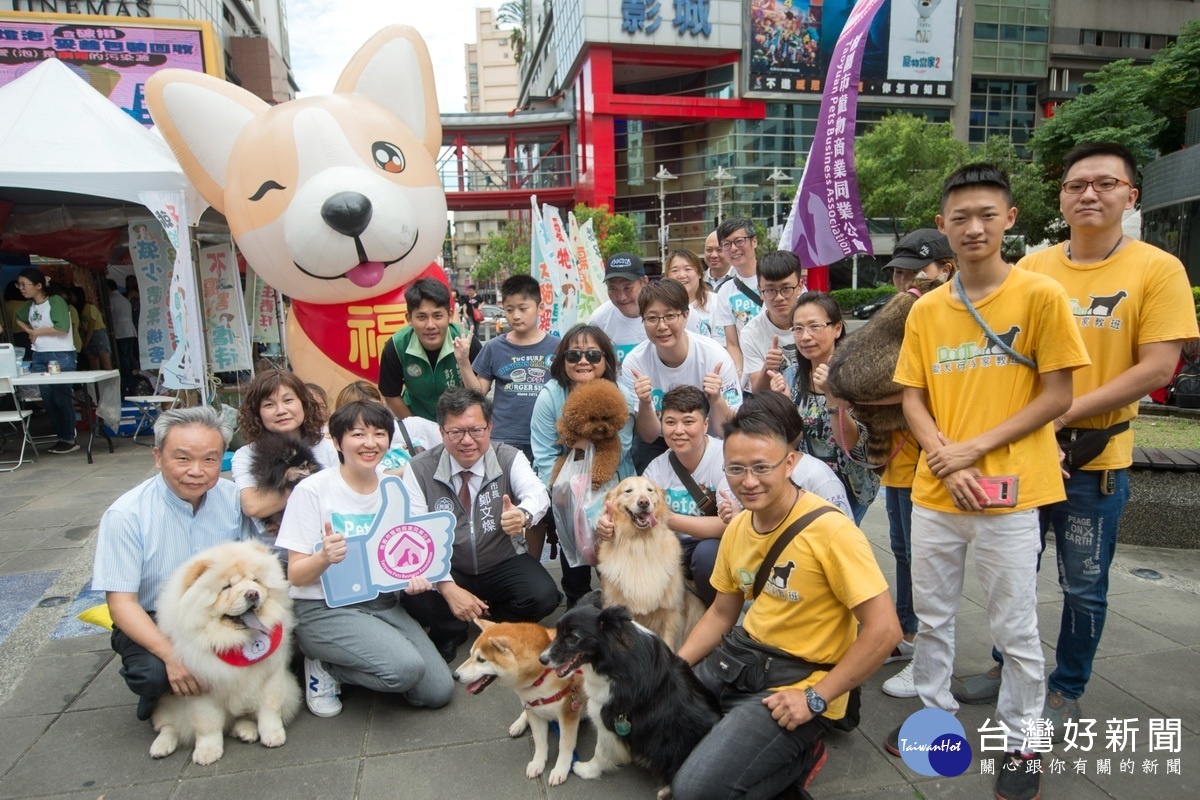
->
[679, 537, 720, 605]
[31, 350, 77, 443]
[885, 487, 918, 636]
[1040, 468, 1129, 699]
[672, 689, 829, 800]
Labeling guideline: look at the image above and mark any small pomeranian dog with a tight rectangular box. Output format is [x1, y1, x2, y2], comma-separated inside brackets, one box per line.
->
[249, 434, 321, 535]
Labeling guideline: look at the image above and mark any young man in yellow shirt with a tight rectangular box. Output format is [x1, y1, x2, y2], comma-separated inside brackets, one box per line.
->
[888, 164, 1090, 800]
[957, 143, 1199, 738]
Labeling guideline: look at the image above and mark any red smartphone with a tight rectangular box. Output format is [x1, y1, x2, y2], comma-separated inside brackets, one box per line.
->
[977, 476, 1018, 508]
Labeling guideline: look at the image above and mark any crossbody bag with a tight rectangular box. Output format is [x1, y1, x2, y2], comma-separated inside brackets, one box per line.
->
[668, 452, 719, 516]
[733, 277, 763, 307]
[953, 273, 1036, 369]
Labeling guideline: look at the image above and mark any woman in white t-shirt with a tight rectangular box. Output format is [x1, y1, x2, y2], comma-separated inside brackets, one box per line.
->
[277, 401, 453, 718]
[15, 269, 78, 453]
[232, 370, 340, 541]
[332, 379, 440, 473]
[640, 386, 731, 604]
[666, 248, 721, 344]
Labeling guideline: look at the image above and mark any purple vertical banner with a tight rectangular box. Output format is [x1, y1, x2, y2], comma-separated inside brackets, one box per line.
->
[785, 0, 886, 268]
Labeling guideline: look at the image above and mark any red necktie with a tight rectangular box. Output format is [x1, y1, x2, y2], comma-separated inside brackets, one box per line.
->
[457, 469, 473, 511]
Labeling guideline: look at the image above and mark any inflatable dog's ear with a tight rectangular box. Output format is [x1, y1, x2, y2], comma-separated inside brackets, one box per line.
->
[146, 71, 267, 214]
[334, 26, 441, 159]
[146, 25, 440, 212]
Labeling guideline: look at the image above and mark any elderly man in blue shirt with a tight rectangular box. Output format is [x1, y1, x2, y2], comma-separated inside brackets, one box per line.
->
[92, 406, 253, 721]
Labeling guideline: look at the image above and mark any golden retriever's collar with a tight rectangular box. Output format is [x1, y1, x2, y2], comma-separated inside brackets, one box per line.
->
[215, 623, 284, 667]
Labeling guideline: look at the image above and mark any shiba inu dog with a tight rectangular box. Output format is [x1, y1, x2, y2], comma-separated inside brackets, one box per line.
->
[146, 26, 448, 397]
[454, 620, 585, 787]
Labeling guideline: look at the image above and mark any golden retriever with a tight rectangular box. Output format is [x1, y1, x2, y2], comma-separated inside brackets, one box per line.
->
[597, 476, 706, 651]
[150, 541, 301, 765]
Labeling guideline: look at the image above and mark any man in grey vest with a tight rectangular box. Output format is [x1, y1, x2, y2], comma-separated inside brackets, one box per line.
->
[400, 387, 557, 660]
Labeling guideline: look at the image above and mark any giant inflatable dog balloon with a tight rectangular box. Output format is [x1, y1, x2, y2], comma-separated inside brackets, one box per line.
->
[146, 26, 449, 396]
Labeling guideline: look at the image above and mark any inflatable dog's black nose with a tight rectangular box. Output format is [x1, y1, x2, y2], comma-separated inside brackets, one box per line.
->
[321, 191, 373, 238]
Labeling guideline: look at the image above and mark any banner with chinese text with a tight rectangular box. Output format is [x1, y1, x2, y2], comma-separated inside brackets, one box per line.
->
[199, 242, 251, 372]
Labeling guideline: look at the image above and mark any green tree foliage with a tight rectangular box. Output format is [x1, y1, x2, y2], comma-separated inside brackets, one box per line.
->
[856, 114, 1064, 254]
[856, 114, 967, 237]
[571, 203, 639, 260]
[1030, 20, 1200, 187]
[496, 1, 528, 64]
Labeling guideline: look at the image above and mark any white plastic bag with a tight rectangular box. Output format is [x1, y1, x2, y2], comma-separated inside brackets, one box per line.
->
[551, 445, 615, 568]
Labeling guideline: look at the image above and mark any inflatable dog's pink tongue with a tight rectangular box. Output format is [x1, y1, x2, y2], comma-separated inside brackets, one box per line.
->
[346, 261, 386, 288]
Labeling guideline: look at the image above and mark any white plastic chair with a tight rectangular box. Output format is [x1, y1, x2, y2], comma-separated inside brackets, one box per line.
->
[0, 375, 38, 471]
[125, 373, 178, 446]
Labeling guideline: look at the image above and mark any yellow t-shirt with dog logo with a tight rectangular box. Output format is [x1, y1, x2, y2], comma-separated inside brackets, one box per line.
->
[711, 491, 889, 720]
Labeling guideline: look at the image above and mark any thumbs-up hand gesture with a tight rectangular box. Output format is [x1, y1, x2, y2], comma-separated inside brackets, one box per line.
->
[764, 335, 784, 373]
[500, 494, 527, 537]
[595, 499, 616, 541]
[768, 370, 791, 398]
[321, 521, 347, 565]
[717, 489, 738, 524]
[632, 368, 653, 405]
[703, 370, 723, 399]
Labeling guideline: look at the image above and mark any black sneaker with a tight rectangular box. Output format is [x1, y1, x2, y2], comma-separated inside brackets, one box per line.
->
[47, 441, 79, 454]
[995, 751, 1042, 800]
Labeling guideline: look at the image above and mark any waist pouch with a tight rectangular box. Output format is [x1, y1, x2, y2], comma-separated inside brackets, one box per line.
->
[1057, 421, 1129, 471]
[694, 626, 861, 730]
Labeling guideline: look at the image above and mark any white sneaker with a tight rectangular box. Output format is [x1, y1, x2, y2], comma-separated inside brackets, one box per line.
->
[304, 657, 342, 717]
[884, 638, 914, 664]
[882, 661, 917, 698]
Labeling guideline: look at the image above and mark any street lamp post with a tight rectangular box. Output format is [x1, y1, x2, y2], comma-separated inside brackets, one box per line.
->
[767, 169, 791, 239]
[711, 165, 734, 225]
[653, 164, 677, 266]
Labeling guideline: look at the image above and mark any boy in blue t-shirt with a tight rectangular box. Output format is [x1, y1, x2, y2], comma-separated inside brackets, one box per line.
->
[455, 275, 559, 555]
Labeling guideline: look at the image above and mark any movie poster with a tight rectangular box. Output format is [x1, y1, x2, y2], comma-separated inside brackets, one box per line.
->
[887, 0, 956, 84]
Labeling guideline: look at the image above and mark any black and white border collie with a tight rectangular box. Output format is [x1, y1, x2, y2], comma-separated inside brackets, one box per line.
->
[541, 601, 721, 797]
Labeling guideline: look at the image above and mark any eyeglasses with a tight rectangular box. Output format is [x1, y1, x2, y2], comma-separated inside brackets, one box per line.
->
[720, 236, 754, 251]
[563, 349, 603, 364]
[643, 312, 684, 327]
[791, 322, 831, 334]
[16, 281, 34, 288]
[723, 453, 789, 478]
[442, 425, 489, 442]
[761, 284, 799, 300]
[1060, 177, 1132, 194]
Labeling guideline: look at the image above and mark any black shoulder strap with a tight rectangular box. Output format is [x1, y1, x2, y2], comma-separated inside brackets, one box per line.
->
[668, 452, 718, 516]
[753, 506, 838, 599]
[396, 419, 424, 455]
[733, 277, 763, 307]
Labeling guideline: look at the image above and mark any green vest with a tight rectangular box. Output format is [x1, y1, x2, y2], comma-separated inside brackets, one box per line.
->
[389, 322, 467, 420]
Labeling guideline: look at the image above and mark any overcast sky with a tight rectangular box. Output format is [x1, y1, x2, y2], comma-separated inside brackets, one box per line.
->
[287, 0, 503, 111]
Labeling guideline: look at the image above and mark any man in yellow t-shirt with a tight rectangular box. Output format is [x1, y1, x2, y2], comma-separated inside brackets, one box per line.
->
[890, 164, 1090, 800]
[673, 409, 898, 800]
[952, 143, 1198, 739]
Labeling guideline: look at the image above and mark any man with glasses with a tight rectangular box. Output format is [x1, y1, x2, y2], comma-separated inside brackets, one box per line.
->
[622, 279, 742, 471]
[741, 250, 806, 393]
[673, 407, 899, 800]
[703, 229, 732, 290]
[400, 387, 557, 660]
[954, 143, 1198, 736]
[712, 217, 764, 381]
[589, 252, 649, 363]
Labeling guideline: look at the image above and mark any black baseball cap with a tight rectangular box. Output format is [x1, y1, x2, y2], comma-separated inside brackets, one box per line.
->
[604, 252, 646, 282]
[885, 229, 955, 271]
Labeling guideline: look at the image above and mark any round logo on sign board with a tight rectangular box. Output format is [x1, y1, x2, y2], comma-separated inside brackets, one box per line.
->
[377, 524, 435, 580]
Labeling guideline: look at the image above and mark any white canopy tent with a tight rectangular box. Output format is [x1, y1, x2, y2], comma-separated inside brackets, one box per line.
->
[0, 58, 207, 399]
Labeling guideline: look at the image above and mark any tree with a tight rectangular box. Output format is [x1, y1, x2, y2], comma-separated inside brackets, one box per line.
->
[472, 219, 530, 284]
[496, 0, 528, 64]
[1030, 20, 1200, 181]
[571, 203, 639, 260]
[855, 114, 968, 238]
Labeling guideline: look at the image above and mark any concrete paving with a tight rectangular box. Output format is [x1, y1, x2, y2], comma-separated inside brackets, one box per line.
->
[1, 434, 1199, 799]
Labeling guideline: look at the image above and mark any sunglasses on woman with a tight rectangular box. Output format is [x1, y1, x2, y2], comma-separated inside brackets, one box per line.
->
[563, 349, 604, 364]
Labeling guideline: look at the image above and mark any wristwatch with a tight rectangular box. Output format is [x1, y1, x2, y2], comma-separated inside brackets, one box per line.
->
[805, 686, 828, 715]
[521, 508, 533, 530]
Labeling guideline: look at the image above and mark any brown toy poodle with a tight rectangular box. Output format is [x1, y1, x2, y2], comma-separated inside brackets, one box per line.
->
[549, 379, 629, 489]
